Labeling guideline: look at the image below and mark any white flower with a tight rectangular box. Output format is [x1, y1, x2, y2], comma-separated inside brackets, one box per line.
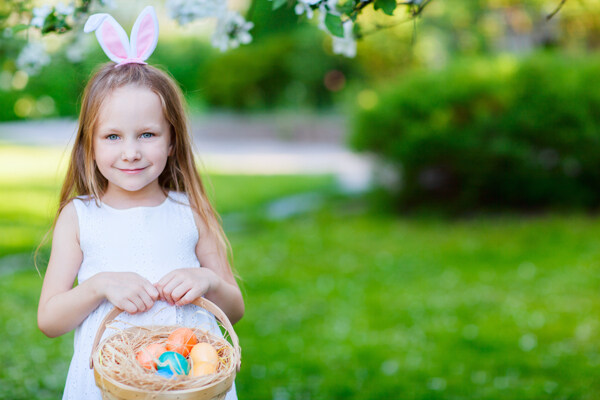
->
[166, 0, 227, 25]
[295, 3, 314, 19]
[30, 5, 52, 28]
[17, 42, 51, 75]
[317, 0, 340, 31]
[332, 20, 356, 57]
[321, 0, 339, 13]
[98, 0, 117, 9]
[66, 35, 91, 63]
[56, 2, 75, 16]
[317, 6, 327, 31]
[211, 11, 254, 52]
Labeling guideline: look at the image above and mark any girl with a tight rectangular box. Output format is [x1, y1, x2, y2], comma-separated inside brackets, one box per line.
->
[37, 7, 243, 399]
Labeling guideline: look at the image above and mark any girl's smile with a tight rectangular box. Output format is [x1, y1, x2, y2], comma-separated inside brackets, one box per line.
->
[119, 167, 147, 174]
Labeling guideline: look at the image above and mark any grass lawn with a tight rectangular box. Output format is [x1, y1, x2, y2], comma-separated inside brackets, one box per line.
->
[1, 145, 600, 399]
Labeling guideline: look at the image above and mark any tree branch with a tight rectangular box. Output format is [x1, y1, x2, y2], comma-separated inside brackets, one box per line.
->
[361, 16, 416, 37]
[547, 0, 567, 20]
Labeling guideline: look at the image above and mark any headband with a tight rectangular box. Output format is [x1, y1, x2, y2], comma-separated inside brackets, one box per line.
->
[84, 6, 159, 67]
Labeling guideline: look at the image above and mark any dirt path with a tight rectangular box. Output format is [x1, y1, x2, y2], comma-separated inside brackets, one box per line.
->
[0, 113, 374, 191]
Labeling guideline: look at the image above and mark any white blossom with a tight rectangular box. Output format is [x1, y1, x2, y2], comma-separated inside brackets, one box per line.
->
[17, 42, 51, 75]
[166, 0, 227, 25]
[56, 2, 75, 16]
[30, 5, 52, 28]
[317, 0, 340, 30]
[314, 0, 356, 58]
[211, 11, 254, 52]
[98, 0, 117, 9]
[294, 0, 321, 18]
[295, 3, 313, 18]
[321, 0, 340, 13]
[317, 7, 327, 31]
[332, 20, 356, 57]
[66, 35, 92, 63]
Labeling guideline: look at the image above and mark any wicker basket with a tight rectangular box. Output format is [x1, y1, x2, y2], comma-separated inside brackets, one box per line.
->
[90, 297, 241, 400]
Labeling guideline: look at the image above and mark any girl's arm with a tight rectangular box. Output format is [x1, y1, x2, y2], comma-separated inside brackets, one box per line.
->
[155, 211, 245, 325]
[38, 202, 159, 338]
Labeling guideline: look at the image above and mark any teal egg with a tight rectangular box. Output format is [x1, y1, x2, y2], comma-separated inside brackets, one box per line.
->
[156, 368, 175, 379]
[157, 351, 189, 375]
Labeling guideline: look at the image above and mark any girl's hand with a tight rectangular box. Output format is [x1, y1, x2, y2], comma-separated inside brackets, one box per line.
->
[96, 272, 159, 314]
[155, 268, 219, 306]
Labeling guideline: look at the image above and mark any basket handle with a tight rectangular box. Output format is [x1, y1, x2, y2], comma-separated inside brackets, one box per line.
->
[89, 297, 241, 371]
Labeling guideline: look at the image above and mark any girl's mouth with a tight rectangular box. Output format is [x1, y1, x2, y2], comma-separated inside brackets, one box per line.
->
[119, 168, 146, 175]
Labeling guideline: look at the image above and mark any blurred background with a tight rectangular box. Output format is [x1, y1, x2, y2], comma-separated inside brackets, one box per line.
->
[2, 0, 600, 398]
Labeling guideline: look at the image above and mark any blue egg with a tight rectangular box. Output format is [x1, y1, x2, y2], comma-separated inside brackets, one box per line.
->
[157, 351, 190, 375]
[156, 369, 175, 379]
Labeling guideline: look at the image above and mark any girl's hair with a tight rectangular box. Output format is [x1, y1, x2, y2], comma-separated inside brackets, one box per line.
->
[37, 62, 231, 272]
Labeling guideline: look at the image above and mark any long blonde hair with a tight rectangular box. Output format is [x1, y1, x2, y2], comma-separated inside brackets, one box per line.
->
[37, 62, 231, 271]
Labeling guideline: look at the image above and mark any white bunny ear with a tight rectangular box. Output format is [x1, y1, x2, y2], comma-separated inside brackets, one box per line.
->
[129, 6, 159, 62]
[84, 12, 131, 63]
[84, 13, 109, 33]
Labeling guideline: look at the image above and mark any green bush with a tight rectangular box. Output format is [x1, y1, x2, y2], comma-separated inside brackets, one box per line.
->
[351, 53, 600, 212]
[200, 27, 359, 111]
[0, 54, 89, 121]
[0, 29, 359, 121]
[0, 38, 215, 121]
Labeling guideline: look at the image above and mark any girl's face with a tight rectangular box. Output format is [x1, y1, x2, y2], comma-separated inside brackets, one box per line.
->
[93, 85, 172, 197]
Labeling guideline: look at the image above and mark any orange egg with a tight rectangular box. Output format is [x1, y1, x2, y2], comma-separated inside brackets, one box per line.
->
[165, 327, 198, 357]
[191, 361, 217, 377]
[190, 342, 219, 367]
[136, 343, 166, 370]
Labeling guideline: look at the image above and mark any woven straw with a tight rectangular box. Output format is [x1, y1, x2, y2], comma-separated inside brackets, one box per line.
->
[90, 297, 241, 400]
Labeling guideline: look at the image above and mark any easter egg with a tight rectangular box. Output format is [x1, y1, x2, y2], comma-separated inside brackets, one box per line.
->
[191, 361, 217, 377]
[190, 342, 219, 367]
[156, 368, 175, 379]
[136, 343, 166, 370]
[157, 351, 190, 376]
[166, 327, 198, 357]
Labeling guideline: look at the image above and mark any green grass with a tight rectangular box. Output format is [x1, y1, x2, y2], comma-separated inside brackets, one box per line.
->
[0, 144, 335, 256]
[2, 145, 600, 399]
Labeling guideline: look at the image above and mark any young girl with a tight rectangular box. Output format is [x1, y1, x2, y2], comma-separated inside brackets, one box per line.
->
[37, 7, 243, 399]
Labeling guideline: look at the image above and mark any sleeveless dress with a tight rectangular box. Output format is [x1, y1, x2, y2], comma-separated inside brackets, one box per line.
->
[62, 191, 237, 399]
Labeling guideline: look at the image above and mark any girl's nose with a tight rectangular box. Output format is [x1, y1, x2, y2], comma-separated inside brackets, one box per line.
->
[121, 143, 141, 161]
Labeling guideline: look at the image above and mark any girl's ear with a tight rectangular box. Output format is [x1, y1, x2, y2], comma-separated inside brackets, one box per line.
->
[84, 13, 130, 63]
[129, 6, 159, 62]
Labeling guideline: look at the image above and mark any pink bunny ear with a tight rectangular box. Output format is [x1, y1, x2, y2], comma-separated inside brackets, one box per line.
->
[84, 13, 130, 64]
[129, 6, 159, 62]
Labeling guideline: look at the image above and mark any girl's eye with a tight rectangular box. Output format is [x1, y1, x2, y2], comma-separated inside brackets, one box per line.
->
[141, 132, 154, 139]
[107, 134, 119, 140]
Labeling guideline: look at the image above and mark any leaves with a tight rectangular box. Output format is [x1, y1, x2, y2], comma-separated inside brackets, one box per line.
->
[41, 12, 72, 35]
[11, 24, 29, 34]
[272, 0, 288, 11]
[325, 13, 344, 38]
[337, 0, 356, 15]
[352, 21, 363, 39]
[374, 0, 397, 16]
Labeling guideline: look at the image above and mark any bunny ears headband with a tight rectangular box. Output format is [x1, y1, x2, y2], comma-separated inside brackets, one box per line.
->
[84, 6, 159, 67]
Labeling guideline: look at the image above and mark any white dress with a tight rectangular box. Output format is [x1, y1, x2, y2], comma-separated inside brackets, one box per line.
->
[62, 191, 237, 399]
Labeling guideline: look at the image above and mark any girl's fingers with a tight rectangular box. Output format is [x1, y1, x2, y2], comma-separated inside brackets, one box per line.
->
[144, 281, 159, 301]
[155, 272, 175, 291]
[121, 300, 138, 314]
[161, 278, 183, 305]
[138, 290, 154, 311]
[170, 282, 190, 303]
[130, 296, 147, 313]
[176, 287, 201, 306]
